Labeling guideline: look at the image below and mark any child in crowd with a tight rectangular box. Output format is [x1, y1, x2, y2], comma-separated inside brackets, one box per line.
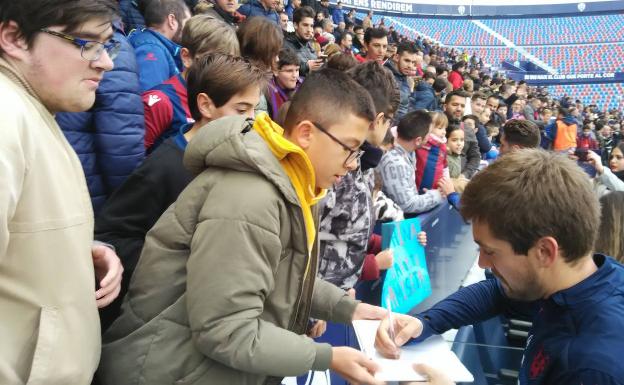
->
[99, 68, 389, 385]
[578, 124, 599, 151]
[318, 61, 399, 290]
[446, 124, 469, 193]
[497, 103, 508, 122]
[415, 111, 450, 193]
[380, 110, 456, 216]
[265, 48, 302, 121]
[484, 121, 501, 160]
[95, 54, 266, 331]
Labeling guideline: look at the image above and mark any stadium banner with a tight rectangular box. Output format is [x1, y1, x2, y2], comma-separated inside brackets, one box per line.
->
[329, 0, 624, 17]
[508, 71, 624, 85]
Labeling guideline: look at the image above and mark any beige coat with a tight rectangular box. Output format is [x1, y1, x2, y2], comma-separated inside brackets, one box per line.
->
[0, 59, 100, 385]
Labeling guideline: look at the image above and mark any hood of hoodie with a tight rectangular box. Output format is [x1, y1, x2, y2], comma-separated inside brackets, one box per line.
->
[183, 114, 325, 251]
[184, 115, 302, 207]
[415, 80, 433, 93]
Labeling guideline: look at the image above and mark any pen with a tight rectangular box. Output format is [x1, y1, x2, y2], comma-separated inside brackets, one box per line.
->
[386, 297, 396, 342]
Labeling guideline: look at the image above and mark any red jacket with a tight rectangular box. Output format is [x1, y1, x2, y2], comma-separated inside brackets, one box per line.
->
[448, 70, 464, 90]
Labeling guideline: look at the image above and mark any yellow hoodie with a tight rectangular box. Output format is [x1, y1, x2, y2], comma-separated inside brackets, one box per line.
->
[253, 113, 326, 253]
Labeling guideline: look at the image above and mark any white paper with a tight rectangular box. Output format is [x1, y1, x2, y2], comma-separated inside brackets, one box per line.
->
[352, 320, 474, 382]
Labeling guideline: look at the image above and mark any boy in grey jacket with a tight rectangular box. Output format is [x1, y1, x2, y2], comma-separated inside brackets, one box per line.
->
[379, 110, 456, 215]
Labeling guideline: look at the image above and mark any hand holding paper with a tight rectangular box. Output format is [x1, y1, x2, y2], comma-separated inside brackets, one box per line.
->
[329, 347, 384, 385]
[374, 314, 424, 358]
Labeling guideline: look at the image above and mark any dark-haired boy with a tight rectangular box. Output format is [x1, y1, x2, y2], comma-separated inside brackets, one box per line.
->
[356, 27, 388, 63]
[379, 110, 456, 215]
[318, 61, 398, 290]
[95, 53, 266, 332]
[266, 48, 301, 120]
[98, 68, 388, 385]
[0, 1, 123, 383]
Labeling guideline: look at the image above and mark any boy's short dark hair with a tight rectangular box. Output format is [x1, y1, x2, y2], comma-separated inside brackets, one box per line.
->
[452, 60, 466, 71]
[433, 78, 448, 93]
[187, 53, 267, 121]
[397, 110, 432, 140]
[293, 6, 315, 24]
[472, 91, 487, 102]
[501, 119, 540, 149]
[0, 0, 118, 50]
[277, 48, 299, 69]
[364, 27, 387, 45]
[396, 41, 417, 56]
[284, 68, 376, 132]
[435, 65, 448, 75]
[353, 25, 364, 33]
[141, 0, 189, 28]
[348, 61, 399, 117]
[462, 115, 479, 125]
[461, 149, 600, 263]
[326, 52, 358, 72]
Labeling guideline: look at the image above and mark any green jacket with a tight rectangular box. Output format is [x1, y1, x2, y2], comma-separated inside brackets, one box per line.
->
[98, 115, 358, 385]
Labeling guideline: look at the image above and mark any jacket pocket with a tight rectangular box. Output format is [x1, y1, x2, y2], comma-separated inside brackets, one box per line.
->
[174, 360, 213, 385]
[26, 307, 59, 385]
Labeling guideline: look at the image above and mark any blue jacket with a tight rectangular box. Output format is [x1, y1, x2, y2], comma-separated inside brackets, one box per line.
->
[238, 0, 280, 24]
[384, 60, 410, 121]
[413, 254, 624, 385]
[118, 0, 145, 33]
[56, 29, 144, 214]
[332, 7, 345, 24]
[129, 29, 183, 92]
[476, 124, 492, 154]
[410, 81, 439, 112]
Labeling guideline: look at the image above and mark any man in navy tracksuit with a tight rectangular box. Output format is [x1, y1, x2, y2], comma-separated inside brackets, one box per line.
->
[376, 149, 624, 384]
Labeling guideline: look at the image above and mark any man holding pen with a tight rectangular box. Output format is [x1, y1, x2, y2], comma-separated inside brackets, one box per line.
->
[376, 149, 624, 385]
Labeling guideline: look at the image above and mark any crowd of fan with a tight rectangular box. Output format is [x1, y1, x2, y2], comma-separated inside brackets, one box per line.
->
[2, 0, 624, 384]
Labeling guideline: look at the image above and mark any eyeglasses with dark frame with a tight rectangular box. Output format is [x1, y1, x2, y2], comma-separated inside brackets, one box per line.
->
[39, 28, 121, 62]
[311, 121, 364, 167]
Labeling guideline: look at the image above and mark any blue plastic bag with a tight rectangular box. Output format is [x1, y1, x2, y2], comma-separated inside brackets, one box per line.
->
[381, 217, 431, 314]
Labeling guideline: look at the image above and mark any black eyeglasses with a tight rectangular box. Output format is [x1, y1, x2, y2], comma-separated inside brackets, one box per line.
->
[40, 28, 121, 62]
[312, 121, 364, 167]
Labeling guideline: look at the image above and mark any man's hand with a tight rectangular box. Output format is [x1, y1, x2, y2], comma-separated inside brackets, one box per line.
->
[374, 314, 423, 358]
[375, 249, 394, 270]
[307, 320, 327, 338]
[307, 59, 324, 72]
[437, 177, 455, 198]
[92, 243, 123, 308]
[330, 347, 384, 385]
[352, 303, 387, 321]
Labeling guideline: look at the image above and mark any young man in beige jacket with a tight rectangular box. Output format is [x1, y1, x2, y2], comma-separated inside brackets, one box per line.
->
[0, 1, 123, 384]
